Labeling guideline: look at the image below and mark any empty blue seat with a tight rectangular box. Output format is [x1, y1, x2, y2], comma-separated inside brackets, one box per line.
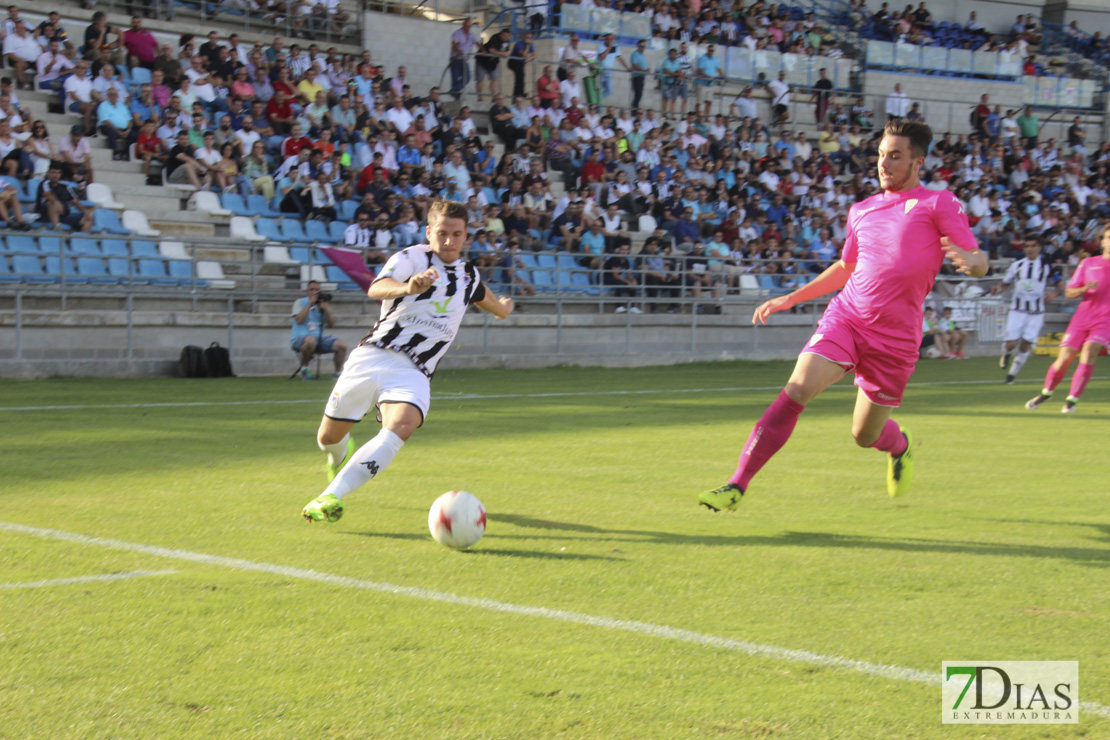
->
[338, 200, 358, 221]
[137, 259, 176, 286]
[130, 240, 160, 258]
[314, 248, 334, 265]
[45, 256, 86, 283]
[325, 265, 359, 291]
[4, 234, 37, 254]
[107, 257, 131, 281]
[221, 192, 252, 216]
[305, 220, 332, 243]
[255, 218, 291, 242]
[280, 218, 309, 242]
[288, 246, 313, 263]
[37, 236, 62, 255]
[328, 221, 348, 243]
[12, 254, 54, 283]
[167, 260, 195, 283]
[537, 253, 557, 269]
[100, 239, 129, 257]
[531, 267, 553, 292]
[127, 66, 151, 97]
[247, 194, 280, 217]
[76, 256, 118, 285]
[92, 209, 132, 235]
[20, 178, 41, 204]
[0, 256, 16, 282]
[68, 236, 100, 255]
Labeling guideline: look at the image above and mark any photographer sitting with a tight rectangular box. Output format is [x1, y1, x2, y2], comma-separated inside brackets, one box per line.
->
[291, 281, 347, 380]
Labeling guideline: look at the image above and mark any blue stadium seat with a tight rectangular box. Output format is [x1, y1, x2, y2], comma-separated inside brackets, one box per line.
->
[100, 239, 129, 257]
[130, 240, 160, 258]
[136, 259, 177, 286]
[246, 194, 281, 217]
[288, 246, 313, 263]
[37, 236, 62, 254]
[92, 209, 132, 235]
[45, 256, 86, 283]
[76, 256, 119, 285]
[328, 221, 348, 243]
[305, 220, 333, 244]
[68, 236, 100, 255]
[314, 248, 334, 265]
[20, 178, 41, 205]
[0, 255, 17, 282]
[127, 66, 151, 98]
[537, 253, 557, 270]
[325, 265, 359, 291]
[4, 235, 37, 254]
[280, 218, 309, 242]
[106, 257, 131, 281]
[168, 260, 205, 286]
[220, 192, 253, 216]
[338, 200, 358, 221]
[12, 254, 54, 283]
[570, 271, 598, 295]
[255, 217, 292, 242]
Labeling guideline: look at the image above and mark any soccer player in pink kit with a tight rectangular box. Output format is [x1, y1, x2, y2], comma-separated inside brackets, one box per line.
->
[1025, 224, 1110, 414]
[699, 120, 988, 511]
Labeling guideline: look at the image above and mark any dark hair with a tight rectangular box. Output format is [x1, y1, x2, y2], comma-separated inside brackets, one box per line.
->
[883, 119, 932, 158]
[428, 200, 468, 224]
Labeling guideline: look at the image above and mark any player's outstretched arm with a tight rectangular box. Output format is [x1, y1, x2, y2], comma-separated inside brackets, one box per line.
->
[1065, 280, 1098, 299]
[753, 259, 854, 325]
[368, 269, 439, 300]
[474, 289, 515, 319]
[941, 237, 988, 277]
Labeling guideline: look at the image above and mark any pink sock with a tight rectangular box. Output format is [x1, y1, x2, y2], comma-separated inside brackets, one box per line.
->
[1067, 362, 1095, 399]
[729, 391, 805, 490]
[869, 418, 908, 457]
[1044, 364, 1067, 393]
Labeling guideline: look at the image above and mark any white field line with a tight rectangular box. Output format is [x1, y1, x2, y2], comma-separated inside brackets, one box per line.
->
[0, 569, 178, 589]
[2, 521, 1106, 719]
[0, 376, 1103, 413]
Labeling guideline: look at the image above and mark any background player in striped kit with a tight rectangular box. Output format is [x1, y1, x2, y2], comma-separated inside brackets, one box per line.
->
[302, 201, 515, 523]
[990, 235, 1060, 384]
[1026, 224, 1110, 414]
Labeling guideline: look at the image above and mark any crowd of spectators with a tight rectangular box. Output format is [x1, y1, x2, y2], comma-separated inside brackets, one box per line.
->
[0, 2, 1106, 307]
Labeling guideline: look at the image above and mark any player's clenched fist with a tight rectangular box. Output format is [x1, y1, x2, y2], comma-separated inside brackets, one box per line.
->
[406, 268, 439, 294]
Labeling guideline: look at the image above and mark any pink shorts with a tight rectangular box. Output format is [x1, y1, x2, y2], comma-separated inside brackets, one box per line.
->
[802, 316, 918, 407]
[1060, 316, 1110, 351]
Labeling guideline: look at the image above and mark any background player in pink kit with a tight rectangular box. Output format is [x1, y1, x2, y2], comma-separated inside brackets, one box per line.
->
[699, 120, 988, 512]
[1025, 224, 1110, 414]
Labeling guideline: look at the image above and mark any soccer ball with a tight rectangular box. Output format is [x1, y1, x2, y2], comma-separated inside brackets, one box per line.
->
[428, 491, 487, 549]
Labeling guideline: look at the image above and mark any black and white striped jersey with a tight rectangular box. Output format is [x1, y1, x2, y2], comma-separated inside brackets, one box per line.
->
[1002, 257, 1058, 314]
[360, 244, 486, 376]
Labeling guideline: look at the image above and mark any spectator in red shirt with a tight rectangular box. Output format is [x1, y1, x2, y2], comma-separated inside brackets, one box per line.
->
[265, 90, 295, 134]
[280, 122, 312, 159]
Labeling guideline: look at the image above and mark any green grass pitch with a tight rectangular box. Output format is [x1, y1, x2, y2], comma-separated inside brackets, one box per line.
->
[0, 358, 1107, 739]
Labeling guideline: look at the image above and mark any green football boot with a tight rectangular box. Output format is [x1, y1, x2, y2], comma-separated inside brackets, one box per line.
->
[886, 428, 914, 498]
[698, 483, 744, 512]
[325, 436, 356, 482]
[302, 493, 344, 523]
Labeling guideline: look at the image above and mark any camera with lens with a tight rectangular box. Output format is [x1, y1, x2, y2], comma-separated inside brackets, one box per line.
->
[314, 291, 333, 304]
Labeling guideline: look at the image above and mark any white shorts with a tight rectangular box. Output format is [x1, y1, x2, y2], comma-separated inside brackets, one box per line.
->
[1005, 310, 1046, 344]
[324, 344, 431, 424]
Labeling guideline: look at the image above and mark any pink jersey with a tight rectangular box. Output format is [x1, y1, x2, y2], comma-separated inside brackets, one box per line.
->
[1066, 255, 1110, 326]
[829, 185, 977, 346]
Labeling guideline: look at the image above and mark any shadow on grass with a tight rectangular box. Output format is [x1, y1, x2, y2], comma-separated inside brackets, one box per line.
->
[494, 514, 1110, 567]
[343, 532, 623, 561]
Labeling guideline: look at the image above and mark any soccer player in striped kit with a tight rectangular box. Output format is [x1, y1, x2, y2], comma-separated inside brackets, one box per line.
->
[302, 201, 515, 523]
[699, 120, 988, 512]
[1025, 224, 1110, 414]
[990, 235, 1060, 384]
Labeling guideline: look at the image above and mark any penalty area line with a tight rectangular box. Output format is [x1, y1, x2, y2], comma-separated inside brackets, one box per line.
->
[2, 521, 1107, 719]
[0, 376, 1103, 413]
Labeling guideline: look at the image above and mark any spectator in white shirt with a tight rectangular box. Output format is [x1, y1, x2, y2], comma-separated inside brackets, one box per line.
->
[561, 69, 582, 109]
[36, 39, 73, 90]
[3, 21, 39, 89]
[885, 83, 910, 121]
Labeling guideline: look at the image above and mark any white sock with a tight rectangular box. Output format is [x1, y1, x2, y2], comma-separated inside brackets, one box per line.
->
[1009, 351, 1031, 377]
[318, 433, 350, 468]
[324, 429, 405, 500]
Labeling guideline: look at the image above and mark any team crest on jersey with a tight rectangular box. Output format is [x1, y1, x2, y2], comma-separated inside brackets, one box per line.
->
[432, 296, 453, 315]
[904, 199, 918, 214]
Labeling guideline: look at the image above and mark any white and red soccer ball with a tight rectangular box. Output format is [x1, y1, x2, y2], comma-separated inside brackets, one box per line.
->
[428, 490, 486, 549]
